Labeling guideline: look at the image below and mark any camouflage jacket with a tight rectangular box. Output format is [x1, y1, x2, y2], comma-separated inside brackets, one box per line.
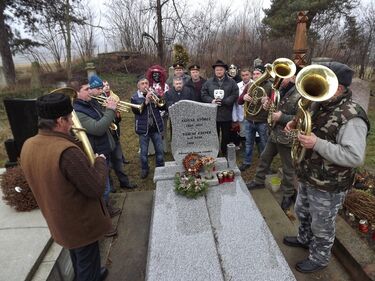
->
[297, 90, 370, 192]
[270, 85, 301, 146]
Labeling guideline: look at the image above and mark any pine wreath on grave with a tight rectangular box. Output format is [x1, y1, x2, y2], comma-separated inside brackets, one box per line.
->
[0, 166, 38, 212]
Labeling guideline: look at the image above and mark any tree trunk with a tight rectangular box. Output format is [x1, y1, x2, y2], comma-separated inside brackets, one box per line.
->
[65, 0, 72, 80]
[156, 0, 164, 65]
[0, 4, 16, 86]
[359, 33, 372, 79]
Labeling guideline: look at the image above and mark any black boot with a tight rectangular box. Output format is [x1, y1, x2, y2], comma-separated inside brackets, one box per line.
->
[283, 236, 309, 249]
[295, 258, 327, 273]
[281, 196, 294, 210]
[246, 181, 264, 190]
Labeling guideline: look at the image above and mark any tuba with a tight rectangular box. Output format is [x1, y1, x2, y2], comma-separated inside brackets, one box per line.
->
[291, 65, 338, 164]
[244, 64, 272, 118]
[267, 58, 297, 127]
[244, 58, 296, 118]
[49, 87, 96, 165]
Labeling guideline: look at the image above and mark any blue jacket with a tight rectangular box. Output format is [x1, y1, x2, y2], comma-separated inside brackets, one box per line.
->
[73, 99, 115, 156]
[131, 91, 164, 135]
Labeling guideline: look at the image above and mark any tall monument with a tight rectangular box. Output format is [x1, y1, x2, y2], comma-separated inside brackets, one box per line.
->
[293, 11, 308, 67]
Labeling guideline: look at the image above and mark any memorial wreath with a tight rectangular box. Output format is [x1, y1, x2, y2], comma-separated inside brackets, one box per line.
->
[175, 153, 210, 198]
[174, 173, 208, 199]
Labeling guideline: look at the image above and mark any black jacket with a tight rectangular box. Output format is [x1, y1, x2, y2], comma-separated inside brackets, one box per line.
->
[185, 77, 206, 102]
[201, 74, 239, 122]
[165, 86, 195, 110]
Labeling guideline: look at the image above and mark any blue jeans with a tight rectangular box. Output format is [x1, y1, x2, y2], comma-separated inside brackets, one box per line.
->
[243, 120, 268, 165]
[140, 132, 164, 171]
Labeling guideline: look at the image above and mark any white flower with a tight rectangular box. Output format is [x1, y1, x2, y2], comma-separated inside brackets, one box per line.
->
[15, 186, 22, 193]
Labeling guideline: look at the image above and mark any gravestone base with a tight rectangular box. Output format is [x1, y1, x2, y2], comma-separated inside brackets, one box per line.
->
[147, 159, 296, 281]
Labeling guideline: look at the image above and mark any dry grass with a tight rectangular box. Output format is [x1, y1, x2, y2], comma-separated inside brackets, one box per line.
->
[1, 73, 374, 192]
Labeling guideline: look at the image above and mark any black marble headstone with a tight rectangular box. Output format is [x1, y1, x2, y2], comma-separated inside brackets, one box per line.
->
[3, 98, 38, 167]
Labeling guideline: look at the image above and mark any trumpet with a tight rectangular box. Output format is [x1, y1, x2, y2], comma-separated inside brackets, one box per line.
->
[145, 88, 166, 107]
[90, 91, 144, 113]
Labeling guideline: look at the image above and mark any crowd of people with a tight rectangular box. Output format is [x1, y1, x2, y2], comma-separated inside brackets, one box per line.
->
[19, 58, 369, 279]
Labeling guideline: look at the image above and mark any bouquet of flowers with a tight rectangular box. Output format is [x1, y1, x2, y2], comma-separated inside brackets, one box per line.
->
[200, 156, 216, 179]
[174, 173, 208, 198]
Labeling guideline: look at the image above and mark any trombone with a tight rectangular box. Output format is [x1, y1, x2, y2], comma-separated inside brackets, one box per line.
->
[90, 91, 144, 113]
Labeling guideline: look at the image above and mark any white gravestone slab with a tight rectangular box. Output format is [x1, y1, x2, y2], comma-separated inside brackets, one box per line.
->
[169, 100, 219, 162]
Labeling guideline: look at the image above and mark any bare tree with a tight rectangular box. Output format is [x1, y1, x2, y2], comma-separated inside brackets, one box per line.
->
[72, 1, 98, 63]
[357, 2, 375, 79]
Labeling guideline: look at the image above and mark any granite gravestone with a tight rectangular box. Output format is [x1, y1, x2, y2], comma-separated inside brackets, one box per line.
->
[3, 99, 38, 167]
[169, 100, 219, 162]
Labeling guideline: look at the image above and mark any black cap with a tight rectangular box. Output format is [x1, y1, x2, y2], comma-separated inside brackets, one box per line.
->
[254, 65, 265, 74]
[212, 60, 228, 70]
[173, 63, 185, 69]
[36, 93, 73, 119]
[188, 64, 200, 71]
[319, 61, 354, 87]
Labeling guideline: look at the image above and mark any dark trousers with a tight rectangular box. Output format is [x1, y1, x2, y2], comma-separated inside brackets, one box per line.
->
[110, 141, 130, 187]
[69, 241, 101, 281]
[216, 121, 232, 156]
[254, 140, 296, 197]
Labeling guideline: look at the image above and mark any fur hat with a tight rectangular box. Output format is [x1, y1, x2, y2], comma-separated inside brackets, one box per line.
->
[319, 61, 354, 87]
[89, 75, 104, 89]
[36, 93, 73, 119]
[254, 65, 265, 74]
[212, 60, 228, 70]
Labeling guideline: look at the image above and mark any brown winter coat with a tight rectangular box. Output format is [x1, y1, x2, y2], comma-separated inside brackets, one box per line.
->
[20, 130, 111, 249]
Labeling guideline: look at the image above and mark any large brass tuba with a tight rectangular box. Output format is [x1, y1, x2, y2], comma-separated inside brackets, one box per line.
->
[267, 58, 297, 127]
[49, 87, 96, 165]
[244, 64, 272, 118]
[244, 58, 296, 118]
[291, 65, 338, 164]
